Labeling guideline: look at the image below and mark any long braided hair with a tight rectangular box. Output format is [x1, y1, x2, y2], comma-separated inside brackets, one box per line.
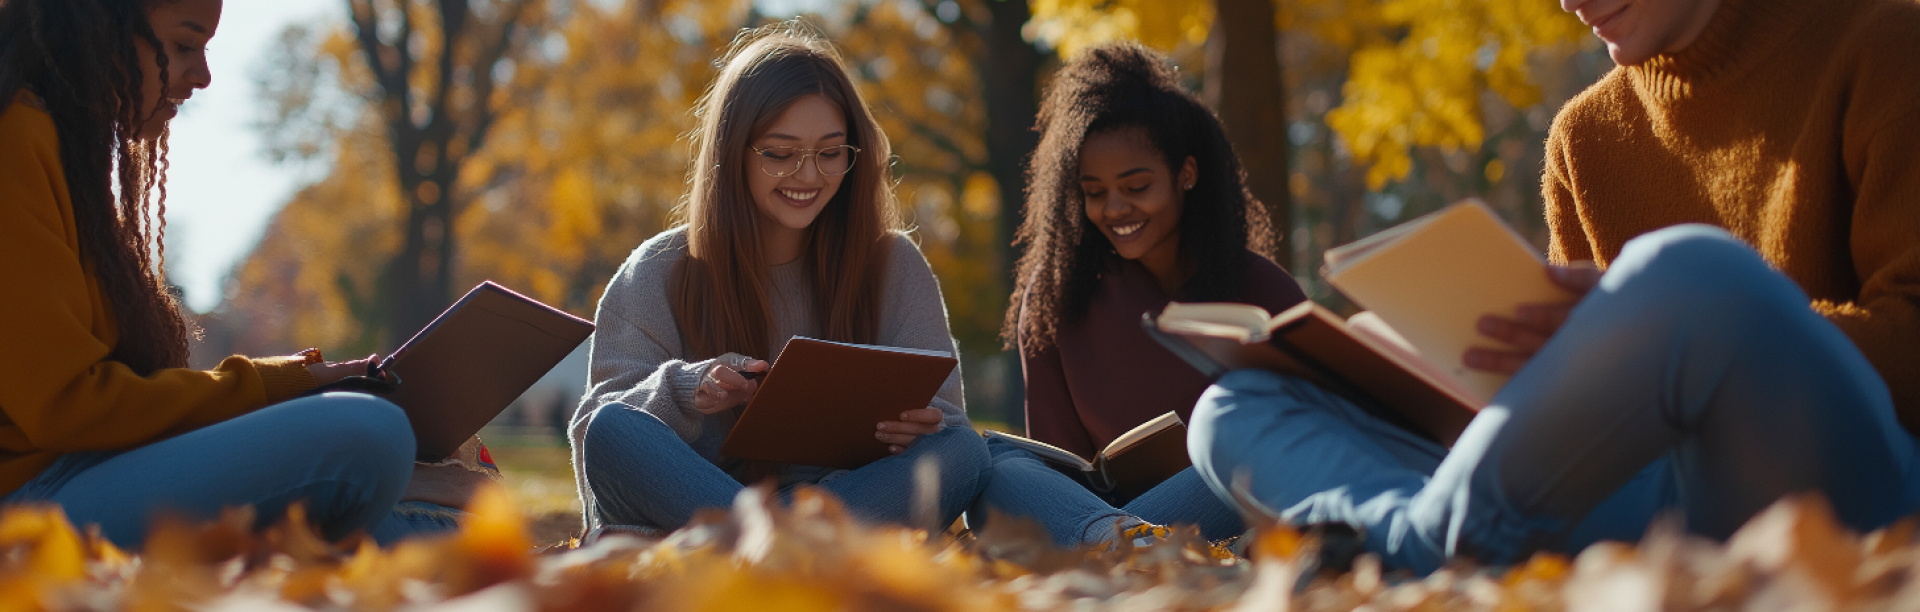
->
[0, 0, 194, 375]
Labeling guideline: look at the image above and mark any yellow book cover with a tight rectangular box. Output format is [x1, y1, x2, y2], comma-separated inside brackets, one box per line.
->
[1322, 201, 1575, 402]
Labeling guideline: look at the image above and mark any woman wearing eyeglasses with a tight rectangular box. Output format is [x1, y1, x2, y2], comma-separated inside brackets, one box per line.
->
[568, 23, 988, 535]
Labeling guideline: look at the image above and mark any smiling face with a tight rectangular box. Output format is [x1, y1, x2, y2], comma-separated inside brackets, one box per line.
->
[1562, 0, 1720, 65]
[1078, 128, 1197, 287]
[746, 94, 850, 244]
[134, 0, 221, 141]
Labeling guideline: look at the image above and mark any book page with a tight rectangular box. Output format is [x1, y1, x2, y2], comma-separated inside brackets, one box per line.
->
[1345, 311, 1486, 406]
[984, 431, 1095, 472]
[1102, 411, 1184, 458]
[799, 337, 952, 358]
[1156, 303, 1276, 343]
[1324, 202, 1574, 401]
[1322, 212, 1435, 273]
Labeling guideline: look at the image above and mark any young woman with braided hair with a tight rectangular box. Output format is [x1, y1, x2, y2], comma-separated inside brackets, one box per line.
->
[0, 0, 469, 547]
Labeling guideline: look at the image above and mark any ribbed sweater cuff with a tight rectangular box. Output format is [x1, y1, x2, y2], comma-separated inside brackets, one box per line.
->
[251, 355, 319, 404]
[673, 359, 713, 410]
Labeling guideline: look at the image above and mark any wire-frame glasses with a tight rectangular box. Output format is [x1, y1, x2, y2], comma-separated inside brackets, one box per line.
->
[751, 144, 860, 177]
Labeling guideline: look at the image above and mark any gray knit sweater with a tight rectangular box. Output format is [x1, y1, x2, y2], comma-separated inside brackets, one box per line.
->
[570, 227, 969, 530]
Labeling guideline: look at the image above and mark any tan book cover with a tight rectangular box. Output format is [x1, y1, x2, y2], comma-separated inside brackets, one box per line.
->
[1322, 201, 1575, 402]
[378, 281, 595, 461]
[720, 338, 957, 470]
[984, 411, 1189, 500]
[1149, 302, 1477, 445]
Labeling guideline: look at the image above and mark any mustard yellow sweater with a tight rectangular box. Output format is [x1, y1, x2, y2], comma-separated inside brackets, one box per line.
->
[0, 94, 316, 497]
[1543, 0, 1920, 433]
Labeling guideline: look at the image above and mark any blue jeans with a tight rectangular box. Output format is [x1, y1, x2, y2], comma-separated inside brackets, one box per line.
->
[3, 393, 455, 547]
[579, 404, 990, 530]
[1191, 225, 1920, 573]
[969, 436, 1244, 546]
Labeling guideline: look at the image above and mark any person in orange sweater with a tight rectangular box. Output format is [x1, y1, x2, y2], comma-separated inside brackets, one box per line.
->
[0, 0, 470, 547]
[1186, 0, 1920, 573]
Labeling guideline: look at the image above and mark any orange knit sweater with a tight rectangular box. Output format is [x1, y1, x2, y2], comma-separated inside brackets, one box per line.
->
[0, 94, 317, 497]
[1542, 0, 1920, 433]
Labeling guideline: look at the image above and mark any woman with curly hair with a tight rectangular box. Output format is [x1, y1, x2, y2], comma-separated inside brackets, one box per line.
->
[970, 41, 1307, 547]
[0, 0, 466, 547]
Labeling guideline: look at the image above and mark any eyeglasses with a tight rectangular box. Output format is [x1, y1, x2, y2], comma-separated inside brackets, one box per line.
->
[751, 144, 860, 177]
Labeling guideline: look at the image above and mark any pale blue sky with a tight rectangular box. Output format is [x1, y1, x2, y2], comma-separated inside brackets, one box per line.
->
[167, 0, 837, 313]
[165, 0, 339, 312]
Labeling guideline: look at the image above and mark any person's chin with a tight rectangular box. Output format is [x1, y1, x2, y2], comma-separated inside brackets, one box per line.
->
[1606, 42, 1656, 66]
[136, 121, 168, 141]
[774, 213, 821, 232]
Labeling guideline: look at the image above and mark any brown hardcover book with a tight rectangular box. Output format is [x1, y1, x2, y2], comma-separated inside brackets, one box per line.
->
[720, 337, 958, 470]
[984, 411, 1189, 501]
[1146, 201, 1575, 446]
[1148, 302, 1478, 445]
[376, 281, 594, 460]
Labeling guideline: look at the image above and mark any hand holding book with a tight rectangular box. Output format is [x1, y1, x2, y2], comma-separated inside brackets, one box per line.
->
[694, 355, 769, 414]
[1464, 262, 1601, 375]
[876, 407, 944, 455]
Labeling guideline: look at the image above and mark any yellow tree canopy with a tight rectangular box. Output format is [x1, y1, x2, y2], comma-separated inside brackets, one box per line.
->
[231, 0, 1015, 361]
[1028, 0, 1588, 188]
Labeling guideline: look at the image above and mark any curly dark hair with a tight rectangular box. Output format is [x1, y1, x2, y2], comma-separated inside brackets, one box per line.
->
[0, 0, 193, 375]
[1004, 41, 1277, 353]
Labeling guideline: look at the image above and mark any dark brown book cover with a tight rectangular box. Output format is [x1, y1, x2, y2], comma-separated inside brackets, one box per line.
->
[1091, 412, 1190, 500]
[984, 411, 1189, 501]
[1147, 301, 1478, 446]
[720, 338, 958, 470]
[378, 282, 594, 460]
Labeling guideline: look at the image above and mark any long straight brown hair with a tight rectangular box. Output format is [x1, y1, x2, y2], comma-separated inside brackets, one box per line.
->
[671, 22, 901, 361]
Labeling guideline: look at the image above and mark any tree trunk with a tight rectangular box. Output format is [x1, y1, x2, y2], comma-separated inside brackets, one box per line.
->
[1205, 0, 1292, 270]
[977, 0, 1042, 429]
[349, 0, 531, 344]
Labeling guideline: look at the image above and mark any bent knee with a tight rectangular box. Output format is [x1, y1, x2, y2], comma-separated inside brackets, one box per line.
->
[255, 394, 414, 488]
[1603, 225, 1815, 338]
[580, 404, 674, 467]
[281, 393, 414, 460]
[923, 428, 991, 475]
[1608, 225, 1802, 310]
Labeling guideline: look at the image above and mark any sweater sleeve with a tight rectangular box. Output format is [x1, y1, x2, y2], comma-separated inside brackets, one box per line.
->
[0, 104, 313, 452]
[1824, 106, 1920, 430]
[1017, 322, 1097, 461]
[877, 234, 971, 430]
[578, 236, 725, 444]
[1542, 127, 1596, 266]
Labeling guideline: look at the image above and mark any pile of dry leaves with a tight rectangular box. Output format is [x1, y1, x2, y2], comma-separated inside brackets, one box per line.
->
[0, 485, 1913, 611]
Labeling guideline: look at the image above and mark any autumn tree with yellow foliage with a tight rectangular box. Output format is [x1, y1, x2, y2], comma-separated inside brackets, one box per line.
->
[217, 0, 1604, 422]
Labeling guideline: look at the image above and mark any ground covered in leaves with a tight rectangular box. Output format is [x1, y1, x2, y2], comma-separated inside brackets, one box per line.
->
[0, 485, 1914, 611]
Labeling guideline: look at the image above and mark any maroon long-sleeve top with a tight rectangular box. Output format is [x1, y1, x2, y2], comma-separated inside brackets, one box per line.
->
[1019, 251, 1308, 459]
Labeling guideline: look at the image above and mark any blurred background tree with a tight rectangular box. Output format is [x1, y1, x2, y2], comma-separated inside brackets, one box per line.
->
[199, 0, 1610, 434]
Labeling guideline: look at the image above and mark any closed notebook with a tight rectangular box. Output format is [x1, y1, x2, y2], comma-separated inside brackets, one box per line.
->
[720, 337, 958, 470]
[376, 281, 594, 461]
